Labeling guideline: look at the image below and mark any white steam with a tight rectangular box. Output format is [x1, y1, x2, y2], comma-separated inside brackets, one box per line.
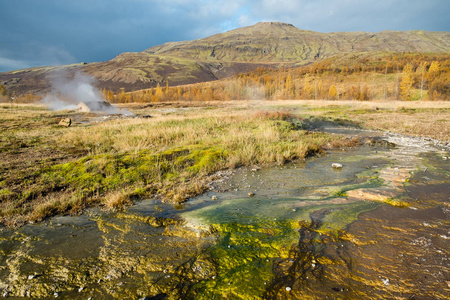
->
[41, 71, 131, 115]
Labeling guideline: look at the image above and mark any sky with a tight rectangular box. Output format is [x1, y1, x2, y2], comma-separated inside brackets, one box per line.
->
[1, 0, 449, 72]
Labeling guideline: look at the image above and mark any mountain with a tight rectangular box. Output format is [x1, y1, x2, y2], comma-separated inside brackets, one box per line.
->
[145, 22, 450, 62]
[1, 22, 449, 95]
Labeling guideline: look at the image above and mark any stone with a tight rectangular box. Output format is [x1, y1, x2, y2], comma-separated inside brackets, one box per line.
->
[332, 163, 343, 169]
[285, 286, 292, 291]
[58, 117, 71, 127]
[27, 274, 38, 280]
[248, 192, 255, 197]
[211, 195, 218, 201]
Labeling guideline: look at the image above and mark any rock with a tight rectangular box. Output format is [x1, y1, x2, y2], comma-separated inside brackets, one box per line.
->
[58, 117, 71, 127]
[248, 192, 255, 197]
[332, 163, 343, 169]
[211, 195, 218, 201]
[285, 286, 292, 291]
[27, 274, 39, 280]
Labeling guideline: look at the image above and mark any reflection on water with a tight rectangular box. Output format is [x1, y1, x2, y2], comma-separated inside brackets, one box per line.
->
[0, 129, 449, 299]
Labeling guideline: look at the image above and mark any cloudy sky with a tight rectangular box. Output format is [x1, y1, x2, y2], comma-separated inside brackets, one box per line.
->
[1, 0, 449, 72]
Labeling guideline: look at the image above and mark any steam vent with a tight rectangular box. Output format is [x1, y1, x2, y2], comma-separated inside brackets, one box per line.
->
[77, 100, 113, 113]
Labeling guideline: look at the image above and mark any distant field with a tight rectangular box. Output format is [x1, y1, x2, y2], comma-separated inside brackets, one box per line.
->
[277, 100, 450, 142]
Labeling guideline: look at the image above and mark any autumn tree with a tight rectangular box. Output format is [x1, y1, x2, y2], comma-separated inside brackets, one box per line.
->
[427, 61, 440, 81]
[416, 62, 427, 100]
[400, 63, 414, 100]
[328, 84, 338, 100]
[152, 84, 163, 102]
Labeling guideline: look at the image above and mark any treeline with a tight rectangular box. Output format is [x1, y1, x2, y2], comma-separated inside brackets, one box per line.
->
[0, 85, 41, 103]
[109, 53, 449, 102]
[2, 53, 449, 104]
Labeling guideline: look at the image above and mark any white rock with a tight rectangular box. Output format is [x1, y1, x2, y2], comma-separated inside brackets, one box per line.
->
[332, 163, 343, 169]
[285, 286, 292, 291]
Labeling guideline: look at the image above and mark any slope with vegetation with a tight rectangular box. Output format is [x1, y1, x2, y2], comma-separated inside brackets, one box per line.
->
[116, 52, 450, 102]
[1, 22, 449, 98]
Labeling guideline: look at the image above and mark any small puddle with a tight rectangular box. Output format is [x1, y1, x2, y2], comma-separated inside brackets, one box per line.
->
[0, 126, 448, 299]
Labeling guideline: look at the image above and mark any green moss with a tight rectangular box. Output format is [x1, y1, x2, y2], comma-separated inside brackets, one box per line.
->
[384, 198, 410, 208]
[190, 218, 298, 299]
[0, 188, 12, 196]
[31, 145, 227, 207]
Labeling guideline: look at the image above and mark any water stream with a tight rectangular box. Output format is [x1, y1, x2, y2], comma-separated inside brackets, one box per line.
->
[0, 127, 448, 299]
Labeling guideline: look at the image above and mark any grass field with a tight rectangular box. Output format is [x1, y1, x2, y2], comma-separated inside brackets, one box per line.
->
[1, 100, 449, 227]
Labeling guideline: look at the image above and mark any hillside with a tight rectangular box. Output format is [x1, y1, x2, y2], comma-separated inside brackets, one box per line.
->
[120, 52, 449, 103]
[1, 22, 449, 96]
[145, 22, 450, 62]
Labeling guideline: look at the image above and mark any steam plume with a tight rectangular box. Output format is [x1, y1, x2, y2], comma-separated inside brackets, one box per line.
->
[41, 71, 131, 115]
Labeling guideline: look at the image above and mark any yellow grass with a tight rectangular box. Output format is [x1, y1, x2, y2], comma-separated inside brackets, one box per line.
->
[0, 100, 448, 226]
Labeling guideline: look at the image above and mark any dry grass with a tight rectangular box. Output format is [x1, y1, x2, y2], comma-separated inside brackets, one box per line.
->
[1, 100, 448, 227]
[103, 190, 133, 209]
[267, 100, 450, 142]
[0, 103, 339, 226]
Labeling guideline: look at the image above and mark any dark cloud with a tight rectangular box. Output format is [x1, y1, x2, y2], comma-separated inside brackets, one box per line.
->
[0, 0, 448, 72]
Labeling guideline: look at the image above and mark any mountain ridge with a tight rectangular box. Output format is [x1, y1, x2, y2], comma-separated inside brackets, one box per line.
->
[145, 22, 449, 62]
[1, 22, 449, 95]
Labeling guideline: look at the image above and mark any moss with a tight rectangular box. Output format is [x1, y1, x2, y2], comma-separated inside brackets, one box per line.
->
[179, 148, 227, 173]
[29, 145, 227, 211]
[0, 188, 12, 196]
[190, 218, 299, 299]
[384, 198, 410, 208]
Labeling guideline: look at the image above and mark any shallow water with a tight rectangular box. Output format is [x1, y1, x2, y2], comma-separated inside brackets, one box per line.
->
[0, 127, 449, 299]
